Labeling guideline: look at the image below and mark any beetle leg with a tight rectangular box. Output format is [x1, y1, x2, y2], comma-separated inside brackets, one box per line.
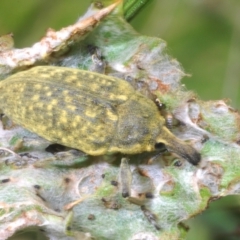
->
[155, 98, 175, 129]
[119, 157, 132, 198]
[1, 114, 16, 130]
[154, 98, 166, 111]
[0, 147, 21, 159]
[0, 147, 29, 168]
[147, 151, 166, 164]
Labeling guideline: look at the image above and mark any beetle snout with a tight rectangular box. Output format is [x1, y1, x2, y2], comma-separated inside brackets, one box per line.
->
[167, 142, 201, 165]
[179, 145, 201, 165]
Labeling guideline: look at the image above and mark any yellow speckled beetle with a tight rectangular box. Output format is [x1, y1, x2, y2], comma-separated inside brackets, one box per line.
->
[0, 66, 200, 165]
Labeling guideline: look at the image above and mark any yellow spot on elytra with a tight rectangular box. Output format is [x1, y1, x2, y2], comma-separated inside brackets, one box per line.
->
[88, 74, 94, 79]
[62, 110, 67, 116]
[28, 106, 34, 111]
[71, 121, 78, 128]
[38, 125, 47, 132]
[34, 84, 42, 89]
[63, 90, 69, 95]
[46, 92, 52, 97]
[67, 105, 76, 111]
[64, 96, 72, 102]
[61, 137, 68, 143]
[18, 87, 24, 92]
[106, 109, 118, 121]
[32, 95, 40, 101]
[47, 105, 53, 111]
[59, 117, 68, 123]
[34, 102, 44, 110]
[21, 109, 27, 116]
[38, 73, 49, 79]
[67, 136, 74, 143]
[85, 110, 96, 118]
[60, 111, 68, 124]
[51, 99, 58, 105]
[114, 94, 128, 101]
[74, 115, 81, 122]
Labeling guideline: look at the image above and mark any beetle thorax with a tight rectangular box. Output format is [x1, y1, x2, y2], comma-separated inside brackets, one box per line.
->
[109, 93, 165, 154]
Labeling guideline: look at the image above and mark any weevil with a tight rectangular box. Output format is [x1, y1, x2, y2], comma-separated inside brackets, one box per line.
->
[0, 66, 200, 165]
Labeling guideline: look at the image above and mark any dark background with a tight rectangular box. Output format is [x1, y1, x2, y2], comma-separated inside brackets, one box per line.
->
[1, 0, 240, 239]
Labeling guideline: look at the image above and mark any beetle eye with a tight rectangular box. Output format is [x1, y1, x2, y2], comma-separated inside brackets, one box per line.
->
[154, 142, 166, 151]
